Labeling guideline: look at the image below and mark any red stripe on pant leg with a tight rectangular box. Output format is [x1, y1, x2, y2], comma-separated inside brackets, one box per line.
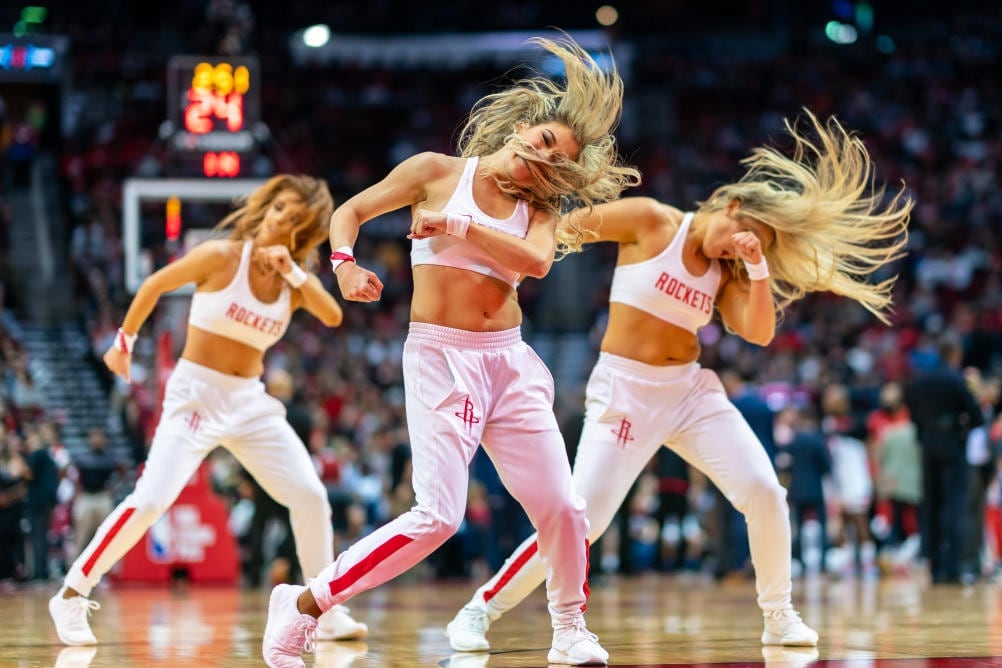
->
[82, 507, 136, 577]
[482, 540, 538, 604]
[327, 534, 415, 597]
[582, 538, 591, 613]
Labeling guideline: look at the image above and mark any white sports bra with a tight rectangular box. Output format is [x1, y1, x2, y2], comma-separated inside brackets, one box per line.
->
[410, 157, 530, 288]
[608, 212, 721, 334]
[188, 240, 292, 351]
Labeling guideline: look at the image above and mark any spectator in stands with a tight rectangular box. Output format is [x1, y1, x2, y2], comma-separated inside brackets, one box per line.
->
[24, 425, 59, 581]
[905, 338, 984, 584]
[0, 425, 28, 583]
[961, 368, 999, 582]
[823, 383, 877, 578]
[654, 449, 696, 572]
[775, 405, 831, 577]
[68, 428, 122, 560]
[868, 382, 922, 570]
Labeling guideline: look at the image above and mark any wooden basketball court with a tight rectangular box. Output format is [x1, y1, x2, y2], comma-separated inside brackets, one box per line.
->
[3, 574, 1001, 667]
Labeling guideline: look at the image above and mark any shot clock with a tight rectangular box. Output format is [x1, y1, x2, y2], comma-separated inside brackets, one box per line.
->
[165, 55, 261, 177]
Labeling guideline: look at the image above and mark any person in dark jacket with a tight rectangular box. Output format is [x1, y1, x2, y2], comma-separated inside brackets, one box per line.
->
[904, 338, 983, 584]
[25, 426, 59, 580]
[776, 406, 831, 575]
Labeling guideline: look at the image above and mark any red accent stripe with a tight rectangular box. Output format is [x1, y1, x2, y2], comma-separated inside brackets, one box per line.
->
[482, 540, 538, 603]
[327, 533, 414, 596]
[118, 331, 129, 353]
[329, 252, 355, 262]
[82, 507, 136, 576]
[582, 538, 591, 612]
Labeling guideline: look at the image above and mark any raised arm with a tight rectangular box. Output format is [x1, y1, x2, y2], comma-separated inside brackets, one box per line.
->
[715, 230, 777, 346]
[257, 245, 343, 327]
[409, 206, 559, 279]
[560, 197, 667, 245]
[291, 273, 343, 327]
[330, 152, 447, 301]
[107, 240, 229, 381]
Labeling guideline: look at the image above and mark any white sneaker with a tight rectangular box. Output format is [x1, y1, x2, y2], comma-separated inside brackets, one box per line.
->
[55, 646, 98, 668]
[548, 616, 608, 665]
[262, 584, 318, 668]
[446, 605, 492, 652]
[761, 608, 819, 646]
[49, 591, 100, 646]
[316, 604, 369, 641]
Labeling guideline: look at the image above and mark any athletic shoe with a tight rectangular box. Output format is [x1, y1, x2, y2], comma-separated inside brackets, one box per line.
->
[761, 608, 819, 646]
[262, 584, 318, 668]
[446, 605, 492, 652]
[49, 590, 100, 646]
[547, 615, 608, 665]
[316, 604, 369, 641]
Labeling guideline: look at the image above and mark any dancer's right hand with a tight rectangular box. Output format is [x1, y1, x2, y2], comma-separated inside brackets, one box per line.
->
[335, 263, 384, 302]
[103, 345, 132, 384]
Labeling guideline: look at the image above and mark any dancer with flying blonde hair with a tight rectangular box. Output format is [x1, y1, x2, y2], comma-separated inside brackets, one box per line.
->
[49, 175, 368, 647]
[261, 35, 639, 667]
[446, 110, 911, 651]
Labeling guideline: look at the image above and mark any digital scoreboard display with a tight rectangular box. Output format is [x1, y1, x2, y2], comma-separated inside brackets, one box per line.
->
[0, 33, 68, 82]
[166, 55, 260, 177]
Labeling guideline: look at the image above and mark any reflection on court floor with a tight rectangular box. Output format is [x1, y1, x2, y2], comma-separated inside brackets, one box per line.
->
[5, 575, 1002, 667]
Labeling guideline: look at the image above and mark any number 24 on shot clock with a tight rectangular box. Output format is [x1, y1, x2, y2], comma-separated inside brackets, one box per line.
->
[166, 55, 260, 160]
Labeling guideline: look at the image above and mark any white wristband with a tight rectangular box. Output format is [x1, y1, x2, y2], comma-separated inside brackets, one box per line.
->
[281, 264, 308, 288]
[116, 328, 137, 354]
[446, 213, 471, 239]
[330, 246, 355, 273]
[744, 256, 770, 281]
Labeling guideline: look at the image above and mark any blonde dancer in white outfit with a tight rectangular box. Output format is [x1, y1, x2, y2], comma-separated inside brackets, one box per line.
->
[49, 175, 367, 646]
[446, 110, 913, 651]
[261, 36, 640, 668]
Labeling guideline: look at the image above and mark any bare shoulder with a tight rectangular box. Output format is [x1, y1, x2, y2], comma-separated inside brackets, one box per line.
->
[638, 200, 686, 249]
[189, 238, 242, 270]
[398, 151, 461, 179]
[654, 202, 686, 234]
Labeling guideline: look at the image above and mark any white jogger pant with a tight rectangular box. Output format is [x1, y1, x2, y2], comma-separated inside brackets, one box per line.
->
[309, 323, 590, 627]
[65, 359, 332, 596]
[472, 352, 793, 615]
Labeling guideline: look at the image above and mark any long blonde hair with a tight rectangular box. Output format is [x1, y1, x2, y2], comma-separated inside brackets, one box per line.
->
[215, 174, 334, 267]
[699, 110, 911, 324]
[457, 35, 640, 253]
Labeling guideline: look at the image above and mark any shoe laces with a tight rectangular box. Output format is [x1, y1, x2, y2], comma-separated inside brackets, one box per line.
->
[557, 616, 599, 644]
[765, 608, 803, 627]
[67, 598, 100, 623]
[302, 626, 317, 655]
[278, 617, 318, 656]
[459, 606, 489, 634]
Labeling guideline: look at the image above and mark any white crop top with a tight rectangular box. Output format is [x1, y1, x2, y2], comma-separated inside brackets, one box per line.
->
[188, 240, 292, 351]
[410, 156, 530, 288]
[608, 212, 722, 334]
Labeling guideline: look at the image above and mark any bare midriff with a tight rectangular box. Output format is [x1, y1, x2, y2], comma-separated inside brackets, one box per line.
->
[181, 326, 266, 377]
[600, 303, 701, 365]
[410, 265, 522, 332]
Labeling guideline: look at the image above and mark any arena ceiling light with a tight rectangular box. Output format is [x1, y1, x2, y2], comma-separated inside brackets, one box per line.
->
[302, 24, 331, 48]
